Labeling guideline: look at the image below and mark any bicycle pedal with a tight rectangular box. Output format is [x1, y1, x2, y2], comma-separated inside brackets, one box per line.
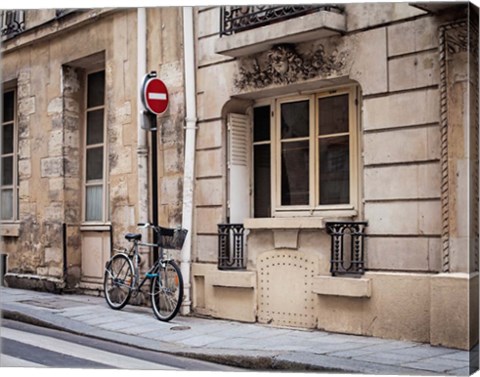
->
[146, 273, 158, 279]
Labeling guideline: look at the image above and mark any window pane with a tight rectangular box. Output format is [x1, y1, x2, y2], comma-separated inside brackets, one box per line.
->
[1, 156, 13, 185]
[318, 94, 349, 135]
[281, 100, 309, 139]
[86, 109, 104, 145]
[281, 140, 309, 205]
[319, 136, 349, 205]
[254, 144, 271, 217]
[87, 71, 105, 108]
[1, 189, 13, 220]
[2, 124, 14, 154]
[253, 105, 270, 142]
[86, 185, 103, 221]
[86, 147, 103, 181]
[3, 91, 14, 122]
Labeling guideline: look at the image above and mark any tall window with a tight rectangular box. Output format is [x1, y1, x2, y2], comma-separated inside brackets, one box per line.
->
[84, 70, 106, 222]
[1, 89, 17, 221]
[253, 105, 271, 218]
[253, 86, 358, 217]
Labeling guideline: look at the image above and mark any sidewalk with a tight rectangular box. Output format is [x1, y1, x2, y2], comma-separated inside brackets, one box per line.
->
[1, 286, 477, 375]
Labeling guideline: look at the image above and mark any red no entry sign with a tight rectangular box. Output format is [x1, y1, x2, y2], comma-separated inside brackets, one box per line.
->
[142, 76, 169, 115]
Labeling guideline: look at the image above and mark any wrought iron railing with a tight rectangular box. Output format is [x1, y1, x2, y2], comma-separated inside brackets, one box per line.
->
[220, 5, 344, 36]
[326, 221, 368, 276]
[1, 10, 25, 38]
[218, 223, 246, 270]
[55, 9, 78, 18]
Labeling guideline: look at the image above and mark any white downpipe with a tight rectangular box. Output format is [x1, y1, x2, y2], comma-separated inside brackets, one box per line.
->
[137, 8, 149, 249]
[181, 6, 197, 315]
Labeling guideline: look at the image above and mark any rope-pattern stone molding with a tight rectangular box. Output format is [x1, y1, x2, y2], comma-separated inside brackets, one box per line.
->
[438, 18, 479, 273]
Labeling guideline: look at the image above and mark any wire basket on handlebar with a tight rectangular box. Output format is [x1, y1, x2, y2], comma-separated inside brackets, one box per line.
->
[154, 226, 188, 250]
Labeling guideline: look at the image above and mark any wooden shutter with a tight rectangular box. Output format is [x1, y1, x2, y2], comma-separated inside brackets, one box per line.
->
[227, 113, 250, 223]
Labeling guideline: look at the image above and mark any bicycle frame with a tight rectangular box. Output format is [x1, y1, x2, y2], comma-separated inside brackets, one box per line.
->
[123, 239, 170, 294]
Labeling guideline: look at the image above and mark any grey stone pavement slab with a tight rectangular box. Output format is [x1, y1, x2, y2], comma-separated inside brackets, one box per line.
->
[0, 286, 478, 375]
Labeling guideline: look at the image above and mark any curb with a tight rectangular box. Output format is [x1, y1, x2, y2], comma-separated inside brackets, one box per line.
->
[1, 308, 350, 373]
[0, 307, 439, 375]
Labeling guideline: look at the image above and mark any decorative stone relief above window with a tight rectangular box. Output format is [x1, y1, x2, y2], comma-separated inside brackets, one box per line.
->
[234, 43, 348, 91]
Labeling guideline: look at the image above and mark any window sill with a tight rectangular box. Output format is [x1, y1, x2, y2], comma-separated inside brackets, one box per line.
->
[0, 222, 20, 237]
[244, 212, 357, 230]
[80, 223, 111, 232]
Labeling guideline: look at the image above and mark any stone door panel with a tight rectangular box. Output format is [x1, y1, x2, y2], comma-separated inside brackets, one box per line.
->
[81, 231, 111, 284]
[257, 250, 318, 328]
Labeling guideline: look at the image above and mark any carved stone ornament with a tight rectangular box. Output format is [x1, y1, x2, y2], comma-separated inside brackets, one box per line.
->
[234, 43, 348, 91]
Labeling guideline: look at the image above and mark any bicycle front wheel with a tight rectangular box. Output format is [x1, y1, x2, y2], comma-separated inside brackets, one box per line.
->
[104, 253, 134, 310]
[150, 260, 183, 321]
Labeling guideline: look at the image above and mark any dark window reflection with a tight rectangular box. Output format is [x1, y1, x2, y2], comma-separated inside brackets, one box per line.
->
[87, 71, 105, 108]
[254, 144, 271, 217]
[319, 136, 349, 204]
[281, 140, 309, 205]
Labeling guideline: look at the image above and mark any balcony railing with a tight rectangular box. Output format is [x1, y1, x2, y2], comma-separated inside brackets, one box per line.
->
[326, 221, 368, 276]
[218, 223, 246, 270]
[1, 10, 25, 39]
[55, 9, 78, 18]
[220, 5, 344, 36]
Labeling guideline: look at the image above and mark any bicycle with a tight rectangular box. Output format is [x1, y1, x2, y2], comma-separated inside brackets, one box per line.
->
[103, 223, 187, 321]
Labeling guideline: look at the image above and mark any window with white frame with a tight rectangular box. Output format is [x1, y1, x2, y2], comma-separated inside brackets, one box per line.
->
[1, 89, 17, 221]
[252, 86, 359, 218]
[84, 70, 107, 222]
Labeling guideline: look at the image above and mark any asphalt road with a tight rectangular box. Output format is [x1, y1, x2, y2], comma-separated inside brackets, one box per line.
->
[0, 318, 240, 371]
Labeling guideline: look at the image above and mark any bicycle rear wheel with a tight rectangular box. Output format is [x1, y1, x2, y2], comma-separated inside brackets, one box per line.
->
[104, 253, 134, 310]
[150, 260, 183, 321]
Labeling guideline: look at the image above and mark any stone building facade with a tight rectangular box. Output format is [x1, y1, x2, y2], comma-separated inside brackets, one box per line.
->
[0, 8, 186, 293]
[189, 3, 479, 351]
[1, 4, 478, 351]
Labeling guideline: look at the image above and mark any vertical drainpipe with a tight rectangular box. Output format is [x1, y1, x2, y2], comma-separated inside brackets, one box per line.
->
[181, 6, 197, 315]
[137, 8, 149, 243]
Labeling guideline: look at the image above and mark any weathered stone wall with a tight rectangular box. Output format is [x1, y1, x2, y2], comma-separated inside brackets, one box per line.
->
[1, 8, 187, 290]
[147, 7, 186, 228]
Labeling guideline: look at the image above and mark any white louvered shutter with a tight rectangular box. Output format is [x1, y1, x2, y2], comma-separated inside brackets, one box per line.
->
[227, 113, 250, 223]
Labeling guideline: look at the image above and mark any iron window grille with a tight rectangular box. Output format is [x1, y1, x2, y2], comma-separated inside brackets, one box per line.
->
[218, 223, 246, 270]
[326, 221, 368, 276]
[219, 5, 344, 36]
[1, 10, 25, 39]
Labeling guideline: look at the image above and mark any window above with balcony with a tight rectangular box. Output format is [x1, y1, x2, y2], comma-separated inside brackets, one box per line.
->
[1, 10, 25, 39]
[215, 5, 346, 58]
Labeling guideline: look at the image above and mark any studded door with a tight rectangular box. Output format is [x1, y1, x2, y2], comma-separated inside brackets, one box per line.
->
[257, 251, 318, 328]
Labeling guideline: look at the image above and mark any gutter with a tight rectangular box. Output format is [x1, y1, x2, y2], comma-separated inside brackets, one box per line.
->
[180, 6, 197, 315]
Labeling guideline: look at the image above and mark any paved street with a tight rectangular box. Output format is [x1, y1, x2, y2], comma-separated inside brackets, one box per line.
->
[1, 319, 235, 370]
[1, 286, 478, 375]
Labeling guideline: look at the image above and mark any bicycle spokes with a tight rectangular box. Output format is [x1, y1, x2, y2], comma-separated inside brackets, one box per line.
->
[150, 261, 183, 321]
[104, 254, 134, 310]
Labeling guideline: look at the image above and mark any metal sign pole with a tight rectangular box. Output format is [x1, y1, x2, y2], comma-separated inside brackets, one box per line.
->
[141, 71, 169, 262]
[149, 112, 159, 261]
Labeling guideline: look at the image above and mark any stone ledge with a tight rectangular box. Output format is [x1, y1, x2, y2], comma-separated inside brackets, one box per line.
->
[0, 223, 20, 237]
[215, 11, 346, 57]
[312, 275, 371, 298]
[211, 270, 256, 288]
[193, 263, 256, 288]
[245, 214, 356, 229]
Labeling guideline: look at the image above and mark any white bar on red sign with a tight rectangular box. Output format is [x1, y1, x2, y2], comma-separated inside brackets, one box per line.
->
[148, 93, 167, 100]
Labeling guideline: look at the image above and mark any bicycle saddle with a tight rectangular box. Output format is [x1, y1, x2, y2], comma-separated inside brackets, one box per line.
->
[125, 233, 142, 241]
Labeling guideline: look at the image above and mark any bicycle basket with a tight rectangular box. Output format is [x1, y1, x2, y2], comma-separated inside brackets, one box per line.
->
[156, 226, 188, 250]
